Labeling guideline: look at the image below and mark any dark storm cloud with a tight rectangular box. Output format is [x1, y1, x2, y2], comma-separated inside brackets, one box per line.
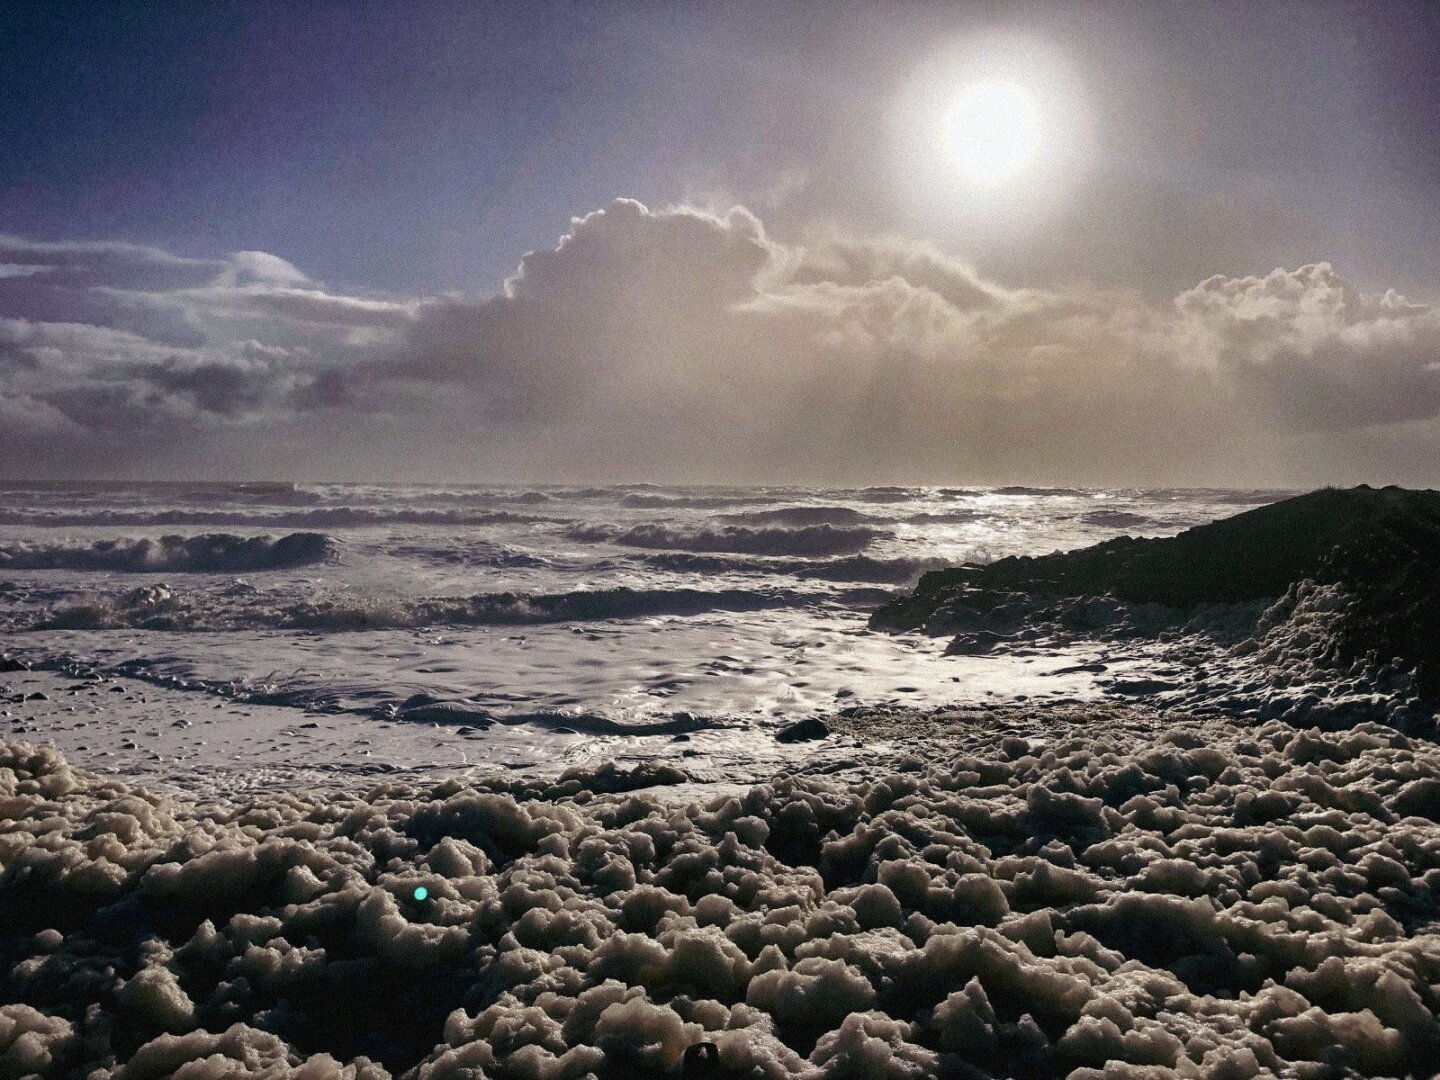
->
[1, 201, 1438, 483]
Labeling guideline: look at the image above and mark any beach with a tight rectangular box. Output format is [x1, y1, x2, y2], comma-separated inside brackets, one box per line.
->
[2, 484, 1439, 1077]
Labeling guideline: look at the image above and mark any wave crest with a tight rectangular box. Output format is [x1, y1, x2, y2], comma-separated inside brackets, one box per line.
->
[567, 522, 883, 556]
[0, 532, 336, 573]
[721, 505, 881, 527]
[32, 584, 814, 632]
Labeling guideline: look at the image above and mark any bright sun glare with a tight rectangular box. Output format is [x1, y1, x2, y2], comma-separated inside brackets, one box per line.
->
[946, 80, 1043, 182]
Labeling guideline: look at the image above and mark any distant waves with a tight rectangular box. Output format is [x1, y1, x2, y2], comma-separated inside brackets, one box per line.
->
[0, 508, 548, 528]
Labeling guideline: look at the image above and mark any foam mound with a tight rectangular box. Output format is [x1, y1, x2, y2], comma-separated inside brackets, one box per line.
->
[874, 486, 1440, 702]
[2, 722, 1437, 1078]
[0, 532, 337, 573]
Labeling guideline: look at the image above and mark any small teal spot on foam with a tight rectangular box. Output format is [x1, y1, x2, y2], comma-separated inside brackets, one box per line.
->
[412, 886, 429, 902]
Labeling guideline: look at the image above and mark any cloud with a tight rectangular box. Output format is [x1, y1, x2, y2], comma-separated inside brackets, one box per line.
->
[215, 250, 312, 288]
[386, 199, 781, 424]
[1174, 263, 1440, 430]
[0, 203, 1436, 482]
[0, 239, 413, 471]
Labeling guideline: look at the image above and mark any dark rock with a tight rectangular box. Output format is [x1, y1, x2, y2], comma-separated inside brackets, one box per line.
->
[872, 486, 1440, 701]
[1047, 662, 1109, 675]
[682, 1042, 724, 1079]
[0, 658, 30, 672]
[944, 631, 1011, 655]
[1106, 679, 1181, 695]
[776, 717, 830, 743]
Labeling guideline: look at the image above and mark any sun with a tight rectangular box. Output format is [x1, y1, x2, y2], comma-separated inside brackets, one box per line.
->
[945, 80, 1044, 182]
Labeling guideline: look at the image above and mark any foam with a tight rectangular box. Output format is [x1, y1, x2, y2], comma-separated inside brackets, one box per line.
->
[2, 718, 1436, 1077]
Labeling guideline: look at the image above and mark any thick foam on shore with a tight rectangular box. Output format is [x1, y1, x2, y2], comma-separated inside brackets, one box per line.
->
[2, 717, 1437, 1079]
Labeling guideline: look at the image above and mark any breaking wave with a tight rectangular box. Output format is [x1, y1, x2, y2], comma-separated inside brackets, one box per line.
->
[0, 532, 336, 573]
[721, 506, 883, 527]
[31, 584, 820, 632]
[567, 523, 884, 556]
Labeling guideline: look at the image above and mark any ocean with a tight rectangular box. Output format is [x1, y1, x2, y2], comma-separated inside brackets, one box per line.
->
[0, 481, 1286, 795]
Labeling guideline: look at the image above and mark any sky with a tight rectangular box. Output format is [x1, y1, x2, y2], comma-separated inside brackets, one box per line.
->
[1, 0, 1438, 486]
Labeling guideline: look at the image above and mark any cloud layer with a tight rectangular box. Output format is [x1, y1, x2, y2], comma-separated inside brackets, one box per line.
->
[1, 204, 1437, 484]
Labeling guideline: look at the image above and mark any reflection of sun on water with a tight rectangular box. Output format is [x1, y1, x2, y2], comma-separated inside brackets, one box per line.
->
[946, 80, 1043, 181]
